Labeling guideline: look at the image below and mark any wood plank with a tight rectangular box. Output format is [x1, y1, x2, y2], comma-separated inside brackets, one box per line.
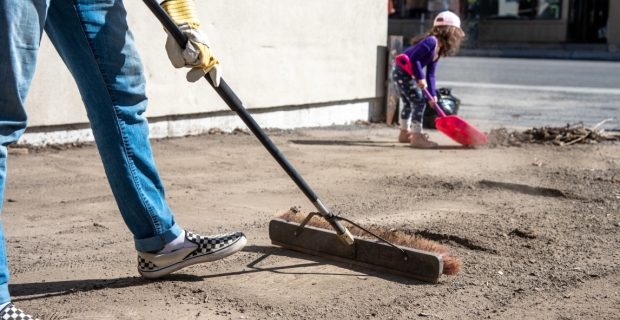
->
[386, 35, 403, 125]
[269, 218, 443, 283]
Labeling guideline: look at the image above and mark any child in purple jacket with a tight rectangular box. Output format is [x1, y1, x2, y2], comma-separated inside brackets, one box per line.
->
[392, 11, 464, 148]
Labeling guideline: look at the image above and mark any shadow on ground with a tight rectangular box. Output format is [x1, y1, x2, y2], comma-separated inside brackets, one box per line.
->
[10, 245, 425, 302]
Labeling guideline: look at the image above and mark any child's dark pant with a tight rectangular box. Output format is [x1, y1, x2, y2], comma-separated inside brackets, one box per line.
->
[391, 64, 427, 132]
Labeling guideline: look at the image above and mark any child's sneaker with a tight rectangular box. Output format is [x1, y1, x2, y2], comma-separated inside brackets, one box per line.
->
[398, 129, 412, 143]
[410, 132, 438, 149]
[137, 231, 246, 279]
[0, 303, 38, 320]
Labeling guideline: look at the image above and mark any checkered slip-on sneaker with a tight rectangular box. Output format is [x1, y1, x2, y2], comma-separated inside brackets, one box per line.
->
[137, 231, 247, 279]
[0, 303, 38, 320]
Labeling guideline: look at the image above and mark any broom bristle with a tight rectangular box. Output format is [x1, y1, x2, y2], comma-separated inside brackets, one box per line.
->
[275, 210, 461, 275]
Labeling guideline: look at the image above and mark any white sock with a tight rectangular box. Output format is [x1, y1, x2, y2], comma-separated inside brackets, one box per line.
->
[0, 302, 10, 312]
[157, 231, 197, 254]
[400, 119, 411, 131]
[411, 121, 422, 133]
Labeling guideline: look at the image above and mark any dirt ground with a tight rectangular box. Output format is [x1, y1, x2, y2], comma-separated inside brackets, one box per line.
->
[4, 124, 620, 319]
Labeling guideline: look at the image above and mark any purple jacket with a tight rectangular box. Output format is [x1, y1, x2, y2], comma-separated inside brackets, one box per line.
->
[401, 36, 439, 97]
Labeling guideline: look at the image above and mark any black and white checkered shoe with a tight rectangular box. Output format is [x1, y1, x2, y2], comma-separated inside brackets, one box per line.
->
[137, 231, 247, 279]
[0, 303, 38, 320]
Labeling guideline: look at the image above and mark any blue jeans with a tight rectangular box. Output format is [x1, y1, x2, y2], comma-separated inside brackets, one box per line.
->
[391, 64, 427, 132]
[0, 0, 183, 303]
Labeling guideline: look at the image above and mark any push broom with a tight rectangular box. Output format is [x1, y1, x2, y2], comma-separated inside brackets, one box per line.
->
[143, 0, 460, 283]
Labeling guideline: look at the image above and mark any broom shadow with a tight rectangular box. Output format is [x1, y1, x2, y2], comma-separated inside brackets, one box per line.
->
[289, 140, 474, 150]
[9, 245, 425, 302]
[204, 245, 426, 285]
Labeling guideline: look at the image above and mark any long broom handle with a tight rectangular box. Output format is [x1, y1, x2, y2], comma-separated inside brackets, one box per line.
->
[142, 0, 349, 237]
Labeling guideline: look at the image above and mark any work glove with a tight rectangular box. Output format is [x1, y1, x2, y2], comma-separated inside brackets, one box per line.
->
[161, 0, 221, 86]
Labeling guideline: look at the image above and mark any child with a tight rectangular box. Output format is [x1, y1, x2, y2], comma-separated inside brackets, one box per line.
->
[392, 11, 464, 148]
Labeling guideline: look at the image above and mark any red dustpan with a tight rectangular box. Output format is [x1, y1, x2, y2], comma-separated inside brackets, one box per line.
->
[395, 54, 487, 146]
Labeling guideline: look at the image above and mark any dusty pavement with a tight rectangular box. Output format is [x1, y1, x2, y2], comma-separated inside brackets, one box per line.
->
[4, 124, 620, 319]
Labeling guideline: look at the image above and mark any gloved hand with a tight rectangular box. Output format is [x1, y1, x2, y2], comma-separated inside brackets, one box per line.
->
[161, 0, 221, 86]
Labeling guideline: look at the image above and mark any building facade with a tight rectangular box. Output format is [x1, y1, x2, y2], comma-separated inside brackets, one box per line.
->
[21, 1, 387, 145]
[389, 0, 620, 48]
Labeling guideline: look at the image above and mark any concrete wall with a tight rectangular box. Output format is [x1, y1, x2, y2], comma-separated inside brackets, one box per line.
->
[22, 0, 387, 144]
[608, 0, 620, 47]
[478, 0, 569, 43]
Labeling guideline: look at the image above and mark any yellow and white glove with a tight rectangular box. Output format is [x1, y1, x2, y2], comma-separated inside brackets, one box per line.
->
[161, 0, 221, 86]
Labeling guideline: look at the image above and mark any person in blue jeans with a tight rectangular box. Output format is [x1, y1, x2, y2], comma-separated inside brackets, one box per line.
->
[0, 0, 245, 317]
[392, 11, 464, 148]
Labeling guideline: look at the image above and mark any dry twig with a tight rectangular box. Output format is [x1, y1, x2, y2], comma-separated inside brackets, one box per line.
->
[516, 121, 619, 146]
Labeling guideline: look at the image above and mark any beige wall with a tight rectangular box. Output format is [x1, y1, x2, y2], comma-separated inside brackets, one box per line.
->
[25, 0, 387, 127]
[608, 0, 620, 47]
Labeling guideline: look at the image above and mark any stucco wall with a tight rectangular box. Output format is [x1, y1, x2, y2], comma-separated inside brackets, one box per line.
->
[25, 0, 387, 128]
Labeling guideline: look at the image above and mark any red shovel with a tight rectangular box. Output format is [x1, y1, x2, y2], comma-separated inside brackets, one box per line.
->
[395, 54, 487, 146]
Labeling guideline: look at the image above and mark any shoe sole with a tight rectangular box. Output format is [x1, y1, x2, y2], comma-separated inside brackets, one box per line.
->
[138, 236, 247, 279]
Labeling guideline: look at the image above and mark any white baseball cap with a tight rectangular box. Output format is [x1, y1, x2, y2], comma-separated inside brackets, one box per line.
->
[433, 11, 465, 36]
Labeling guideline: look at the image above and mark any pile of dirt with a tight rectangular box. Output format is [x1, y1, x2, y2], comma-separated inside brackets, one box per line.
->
[488, 121, 620, 147]
[486, 128, 526, 147]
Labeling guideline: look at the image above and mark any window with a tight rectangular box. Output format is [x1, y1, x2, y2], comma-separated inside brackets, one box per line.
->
[389, 0, 453, 19]
[467, 0, 562, 20]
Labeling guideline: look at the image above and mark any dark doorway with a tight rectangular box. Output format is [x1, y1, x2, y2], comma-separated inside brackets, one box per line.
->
[567, 0, 609, 43]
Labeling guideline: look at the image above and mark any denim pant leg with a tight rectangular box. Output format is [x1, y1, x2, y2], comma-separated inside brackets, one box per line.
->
[43, 0, 183, 253]
[1, 0, 183, 304]
[392, 65, 427, 132]
[0, 0, 49, 304]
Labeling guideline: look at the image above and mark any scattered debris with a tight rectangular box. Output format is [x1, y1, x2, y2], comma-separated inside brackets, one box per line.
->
[7, 148, 28, 155]
[487, 128, 524, 147]
[521, 120, 619, 145]
[232, 127, 251, 135]
[488, 120, 620, 147]
[532, 158, 544, 167]
[10, 141, 95, 153]
[207, 128, 225, 135]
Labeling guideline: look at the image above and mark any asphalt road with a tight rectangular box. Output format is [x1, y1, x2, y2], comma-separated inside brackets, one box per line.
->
[434, 57, 620, 131]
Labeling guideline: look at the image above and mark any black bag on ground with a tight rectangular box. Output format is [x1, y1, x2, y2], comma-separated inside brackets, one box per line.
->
[423, 87, 460, 129]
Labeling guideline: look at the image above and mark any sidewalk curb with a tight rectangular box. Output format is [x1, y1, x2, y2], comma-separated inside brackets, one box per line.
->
[457, 49, 620, 62]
